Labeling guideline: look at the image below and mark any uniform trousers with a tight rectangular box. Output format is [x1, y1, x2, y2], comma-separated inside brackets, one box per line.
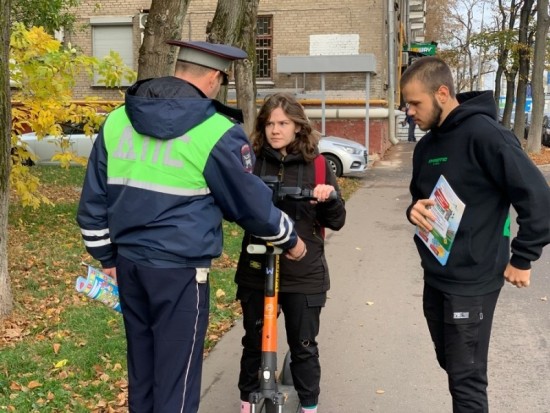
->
[423, 282, 501, 413]
[117, 255, 209, 413]
[237, 286, 326, 407]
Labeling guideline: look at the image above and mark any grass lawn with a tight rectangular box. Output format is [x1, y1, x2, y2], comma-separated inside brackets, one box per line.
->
[1, 165, 362, 412]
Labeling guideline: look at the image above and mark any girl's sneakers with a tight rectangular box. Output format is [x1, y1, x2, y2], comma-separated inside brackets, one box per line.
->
[240, 401, 251, 413]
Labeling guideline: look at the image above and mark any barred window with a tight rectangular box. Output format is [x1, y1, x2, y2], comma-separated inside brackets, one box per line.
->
[256, 15, 272, 80]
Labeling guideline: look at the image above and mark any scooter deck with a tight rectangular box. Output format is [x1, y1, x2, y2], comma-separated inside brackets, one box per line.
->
[279, 384, 301, 413]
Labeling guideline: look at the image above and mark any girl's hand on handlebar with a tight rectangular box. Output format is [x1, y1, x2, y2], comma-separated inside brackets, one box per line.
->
[285, 237, 307, 261]
[311, 184, 336, 203]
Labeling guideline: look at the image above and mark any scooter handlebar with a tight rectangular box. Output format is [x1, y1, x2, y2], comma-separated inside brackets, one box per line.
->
[298, 188, 338, 202]
[278, 187, 338, 202]
[247, 244, 284, 255]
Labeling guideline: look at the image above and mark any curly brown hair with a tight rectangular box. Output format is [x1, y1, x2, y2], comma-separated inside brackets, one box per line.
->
[251, 92, 321, 162]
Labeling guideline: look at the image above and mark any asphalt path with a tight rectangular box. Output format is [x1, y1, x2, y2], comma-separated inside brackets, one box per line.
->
[199, 142, 550, 412]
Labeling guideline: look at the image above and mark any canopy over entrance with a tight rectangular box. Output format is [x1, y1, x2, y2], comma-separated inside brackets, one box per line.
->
[277, 54, 377, 149]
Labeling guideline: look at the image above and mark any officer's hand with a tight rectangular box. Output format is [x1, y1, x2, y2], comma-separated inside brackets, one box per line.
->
[504, 264, 531, 288]
[102, 267, 117, 282]
[409, 199, 436, 233]
[285, 237, 307, 261]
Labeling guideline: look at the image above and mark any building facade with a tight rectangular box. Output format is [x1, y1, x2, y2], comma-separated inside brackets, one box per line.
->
[64, 0, 426, 156]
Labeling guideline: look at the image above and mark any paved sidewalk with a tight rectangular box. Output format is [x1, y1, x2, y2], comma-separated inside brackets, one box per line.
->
[199, 141, 550, 412]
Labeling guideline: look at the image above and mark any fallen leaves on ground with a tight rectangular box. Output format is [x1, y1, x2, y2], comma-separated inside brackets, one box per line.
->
[528, 146, 550, 166]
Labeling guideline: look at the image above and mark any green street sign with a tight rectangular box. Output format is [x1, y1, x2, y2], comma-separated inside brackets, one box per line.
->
[406, 43, 437, 56]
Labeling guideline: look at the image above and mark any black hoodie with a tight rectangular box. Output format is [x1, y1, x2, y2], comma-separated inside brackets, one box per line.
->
[407, 90, 550, 296]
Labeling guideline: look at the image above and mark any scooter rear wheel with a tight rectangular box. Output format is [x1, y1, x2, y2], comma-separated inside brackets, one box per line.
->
[264, 399, 278, 413]
[280, 350, 293, 386]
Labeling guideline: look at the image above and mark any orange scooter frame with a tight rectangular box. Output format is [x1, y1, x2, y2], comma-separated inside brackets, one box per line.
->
[247, 244, 285, 413]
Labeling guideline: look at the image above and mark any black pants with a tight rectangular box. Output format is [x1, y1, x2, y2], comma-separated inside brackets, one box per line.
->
[116, 255, 209, 413]
[423, 282, 501, 413]
[408, 121, 417, 141]
[237, 286, 326, 407]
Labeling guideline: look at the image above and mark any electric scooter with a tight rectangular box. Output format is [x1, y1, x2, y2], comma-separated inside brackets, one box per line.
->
[247, 242, 285, 413]
[246, 177, 337, 413]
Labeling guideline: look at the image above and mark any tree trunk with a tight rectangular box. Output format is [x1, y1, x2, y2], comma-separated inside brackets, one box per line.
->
[494, 0, 512, 109]
[233, 0, 259, 136]
[207, 0, 244, 105]
[526, 0, 550, 153]
[513, 0, 535, 138]
[235, 53, 257, 137]
[207, 0, 243, 45]
[425, 0, 457, 44]
[502, 75, 517, 128]
[448, 0, 485, 93]
[494, 66, 503, 109]
[495, 0, 519, 124]
[0, 0, 14, 317]
[137, 0, 192, 80]
[207, 0, 259, 134]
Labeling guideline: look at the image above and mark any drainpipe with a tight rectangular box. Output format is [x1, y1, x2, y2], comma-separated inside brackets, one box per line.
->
[387, 0, 399, 144]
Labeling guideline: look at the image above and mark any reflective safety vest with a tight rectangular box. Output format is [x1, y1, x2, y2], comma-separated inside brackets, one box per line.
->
[102, 107, 234, 196]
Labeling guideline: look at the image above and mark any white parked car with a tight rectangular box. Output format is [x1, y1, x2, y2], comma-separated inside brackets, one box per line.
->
[17, 123, 97, 165]
[17, 126, 369, 177]
[318, 136, 368, 177]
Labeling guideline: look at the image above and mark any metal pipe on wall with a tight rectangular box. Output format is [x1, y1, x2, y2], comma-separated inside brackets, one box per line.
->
[365, 73, 371, 150]
[387, 0, 399, 145]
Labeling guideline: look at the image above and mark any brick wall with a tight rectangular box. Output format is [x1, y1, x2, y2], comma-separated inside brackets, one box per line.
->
[311, 118, 391, 160]
[63, 0, 397, 157]
[66, 0, 389, 100]
[186, 0, 388, 97]
[64, 0, 149, 100]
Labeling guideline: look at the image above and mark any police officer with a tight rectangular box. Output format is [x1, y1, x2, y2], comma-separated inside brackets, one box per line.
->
[77, 40, 307, 413]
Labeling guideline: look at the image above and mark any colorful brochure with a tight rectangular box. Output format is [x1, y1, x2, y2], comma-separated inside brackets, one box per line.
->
[415, 175, 465, 266]
[75, 263, 121, 312]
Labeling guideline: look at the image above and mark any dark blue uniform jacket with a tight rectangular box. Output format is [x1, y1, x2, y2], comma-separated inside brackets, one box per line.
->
[77, 76, 298, 268]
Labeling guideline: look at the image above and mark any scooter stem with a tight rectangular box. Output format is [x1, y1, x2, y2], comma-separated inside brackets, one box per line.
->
[247, 244, 285, 412]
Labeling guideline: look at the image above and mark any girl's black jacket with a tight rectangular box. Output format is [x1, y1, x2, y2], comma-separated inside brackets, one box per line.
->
[407, 91, 550, 296]
[235, 146, 346, 294]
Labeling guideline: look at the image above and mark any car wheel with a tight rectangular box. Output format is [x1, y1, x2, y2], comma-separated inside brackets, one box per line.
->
[324, 154, 343, 177]
[10, 147, 34, 166]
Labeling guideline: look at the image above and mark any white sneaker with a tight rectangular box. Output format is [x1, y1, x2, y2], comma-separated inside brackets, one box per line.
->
[301, 406, 318, 413]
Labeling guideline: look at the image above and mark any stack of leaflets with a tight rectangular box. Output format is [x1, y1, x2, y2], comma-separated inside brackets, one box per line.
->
[416, 175, 465, 266]
[75, 263, 121, 312]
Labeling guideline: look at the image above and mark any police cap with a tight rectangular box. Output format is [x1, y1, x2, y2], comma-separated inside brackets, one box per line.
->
[166, 40, 247, 74]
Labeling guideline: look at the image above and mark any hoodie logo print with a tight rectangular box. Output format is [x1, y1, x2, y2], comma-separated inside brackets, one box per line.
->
[428, 157, 448, 166]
